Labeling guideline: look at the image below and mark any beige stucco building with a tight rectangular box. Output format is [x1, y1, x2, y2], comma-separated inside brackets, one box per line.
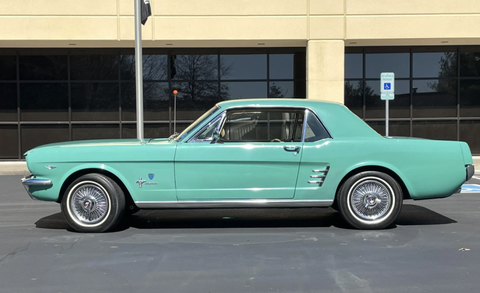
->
[1, 0, 480, 162]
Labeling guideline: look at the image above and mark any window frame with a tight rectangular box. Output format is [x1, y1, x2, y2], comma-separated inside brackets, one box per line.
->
[190, 107, 312, 143]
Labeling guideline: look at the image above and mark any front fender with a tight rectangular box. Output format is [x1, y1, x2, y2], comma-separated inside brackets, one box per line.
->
[58, 163, 137, 202]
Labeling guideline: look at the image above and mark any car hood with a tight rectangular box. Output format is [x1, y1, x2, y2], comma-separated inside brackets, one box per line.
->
[25, 138, 171, 153]
[24, 138, 175, 173]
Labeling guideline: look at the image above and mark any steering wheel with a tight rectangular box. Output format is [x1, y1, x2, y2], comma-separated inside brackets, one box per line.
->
[271, 138, 283, 142]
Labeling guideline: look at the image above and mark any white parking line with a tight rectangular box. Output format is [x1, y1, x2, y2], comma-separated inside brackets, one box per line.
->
[473, 175, 480, 180]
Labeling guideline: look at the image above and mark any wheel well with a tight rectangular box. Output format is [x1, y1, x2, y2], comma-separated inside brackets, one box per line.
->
[57, 169, 137, 209]
[333, 166, 411, 205]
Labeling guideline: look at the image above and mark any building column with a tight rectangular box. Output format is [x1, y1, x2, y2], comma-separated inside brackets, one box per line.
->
[306, 40, 345, 104]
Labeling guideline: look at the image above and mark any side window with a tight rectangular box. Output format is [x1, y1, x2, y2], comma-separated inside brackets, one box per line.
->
[192, 114, 224, 142]
[304, 110, 330, 142]
[221, 109, 304, 142]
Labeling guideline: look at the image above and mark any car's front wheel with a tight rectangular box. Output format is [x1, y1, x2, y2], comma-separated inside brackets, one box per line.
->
[61, 173, 125, 233]
[337, 171, 403, 230]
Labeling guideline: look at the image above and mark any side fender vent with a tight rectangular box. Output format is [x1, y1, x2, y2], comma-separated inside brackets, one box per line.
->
[307, 166, 330, 187]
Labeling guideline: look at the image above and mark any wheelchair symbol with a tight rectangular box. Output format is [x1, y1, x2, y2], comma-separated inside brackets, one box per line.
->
[384, 83, 391, 90]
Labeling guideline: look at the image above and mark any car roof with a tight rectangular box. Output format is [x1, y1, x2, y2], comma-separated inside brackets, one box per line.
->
[216, 98, 342, 109]
[216, 98, 381, 139]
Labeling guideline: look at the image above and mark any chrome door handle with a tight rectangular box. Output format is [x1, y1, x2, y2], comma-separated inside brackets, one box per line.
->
[283, 146, 300, 152]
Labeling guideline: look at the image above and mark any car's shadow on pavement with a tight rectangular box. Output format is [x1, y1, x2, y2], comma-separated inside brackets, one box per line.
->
[35, 204, 456, 232]
[395, 204, 456, 226]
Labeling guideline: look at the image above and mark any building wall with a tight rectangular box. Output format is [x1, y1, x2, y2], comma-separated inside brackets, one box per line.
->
[2, 1, 479, 45]
[2, 0, 479, 105]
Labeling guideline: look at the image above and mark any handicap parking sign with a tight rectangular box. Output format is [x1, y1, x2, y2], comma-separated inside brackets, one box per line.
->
[380, 72, 395, 100]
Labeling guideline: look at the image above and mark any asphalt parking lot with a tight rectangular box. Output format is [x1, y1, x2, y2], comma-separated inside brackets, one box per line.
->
[1, 174, 480, 293]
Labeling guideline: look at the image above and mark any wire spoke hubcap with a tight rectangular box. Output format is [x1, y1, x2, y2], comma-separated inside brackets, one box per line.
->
[70, 184, 109, 224]
[350, 179, 392, 221]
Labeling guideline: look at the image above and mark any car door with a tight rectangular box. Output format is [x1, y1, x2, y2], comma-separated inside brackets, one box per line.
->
[174, 108, 305, 200]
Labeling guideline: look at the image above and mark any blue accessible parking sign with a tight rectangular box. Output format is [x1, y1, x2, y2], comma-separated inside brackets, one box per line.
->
[461, 184, 480, 193]
[380, 72, 395, 100]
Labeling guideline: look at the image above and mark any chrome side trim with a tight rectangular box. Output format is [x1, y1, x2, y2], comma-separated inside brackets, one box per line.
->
[135, 199, 333, 209]
[308, 166, 330, 187]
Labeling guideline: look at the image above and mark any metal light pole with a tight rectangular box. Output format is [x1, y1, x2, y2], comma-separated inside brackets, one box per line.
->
[134, 0, 144, 140]
[173, 90, 178, 133]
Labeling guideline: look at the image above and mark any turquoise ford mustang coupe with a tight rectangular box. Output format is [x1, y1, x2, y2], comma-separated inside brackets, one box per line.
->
[22, 99, 475, 232]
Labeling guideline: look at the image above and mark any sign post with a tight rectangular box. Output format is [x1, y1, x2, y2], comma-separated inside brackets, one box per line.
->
[134, 0, 151, 141]
[380, 72, 395, 137]
[134, 0, 144, 140]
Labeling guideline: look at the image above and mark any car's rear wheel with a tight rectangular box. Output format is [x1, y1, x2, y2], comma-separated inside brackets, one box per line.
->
[61, 173, 125, 233]
[337, 171, 402, 230]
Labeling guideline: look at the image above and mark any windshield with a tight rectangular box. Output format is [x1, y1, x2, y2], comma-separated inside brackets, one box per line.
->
[174, 106, 220, 141]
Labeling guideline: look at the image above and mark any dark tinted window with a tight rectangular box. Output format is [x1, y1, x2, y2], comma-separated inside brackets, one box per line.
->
[413, 50, 457, 78]
[460, 120, 480, 154]
[72, 124, 120, 140]
[366, 52, 409, 78]
[21, 125, 69, 156]
[269, 82, 294, 98]
[0, 83, 17, 121]
[460, 47, 480, 77]
[412, 79, 457, 118]
[20, 55, 68, 80]
[345, 46, 480, 154]
[171, 81, 220, 120]
[0, 54, 16, 80]
[367, 121, 410, 137]
[345, 80, 363, 118]
[0, 48, 306, 159]
[71, 83, 119, 121]
[270, 54, 294, 79]
[0, 126, 18, 159]
[460, 79, 480, 117]
[220, 55, 267, 80]
[172, 55, 218, 81]
[345, 53, 363, 79]
[121, 82, 169, 122]
[120, 54, 168, 81]
[71, 53, 118, 80]
[20, 83, 68, 121]
[221, 82, 267, 100]
[412, 120, 457, 140]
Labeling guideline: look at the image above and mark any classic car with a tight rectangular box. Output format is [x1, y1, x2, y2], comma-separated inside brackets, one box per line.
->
[22, 99, 475, 232]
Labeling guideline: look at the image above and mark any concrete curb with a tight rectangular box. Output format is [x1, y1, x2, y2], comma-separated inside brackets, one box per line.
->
[0, 162, 30, 176]
[2, 157, 480, 176]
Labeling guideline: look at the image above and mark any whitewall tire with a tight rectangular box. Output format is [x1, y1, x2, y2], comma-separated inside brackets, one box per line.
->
[61, 173, 125, 233]
[337, 171, 403, 230]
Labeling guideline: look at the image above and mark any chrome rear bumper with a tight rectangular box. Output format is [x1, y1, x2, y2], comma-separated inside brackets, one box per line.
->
[466, 164, 475, 181]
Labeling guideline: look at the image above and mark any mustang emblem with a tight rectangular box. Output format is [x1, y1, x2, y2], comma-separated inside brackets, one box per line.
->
[148, 173, 154, 180]
[136, 178, 147, 188]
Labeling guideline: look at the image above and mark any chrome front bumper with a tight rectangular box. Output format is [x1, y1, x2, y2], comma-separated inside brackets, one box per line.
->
[21, 174, 52, 200]
[466, 164, 475, 181]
